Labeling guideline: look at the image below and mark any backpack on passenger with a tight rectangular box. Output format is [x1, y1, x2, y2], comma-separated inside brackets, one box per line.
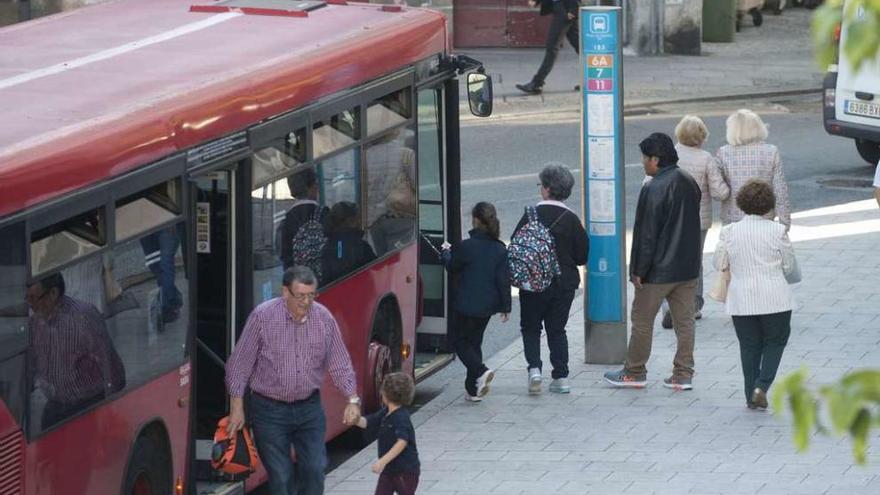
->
[507, 206, 565, 293]
[291, 206, 327, 283]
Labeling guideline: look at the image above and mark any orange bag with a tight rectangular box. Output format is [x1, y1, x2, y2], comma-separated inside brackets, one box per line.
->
[211, 417, 261, 477]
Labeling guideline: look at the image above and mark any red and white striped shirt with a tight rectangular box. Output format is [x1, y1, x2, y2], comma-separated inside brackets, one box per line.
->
[29, 296, 126, 404]
[225, 299, 356, 402]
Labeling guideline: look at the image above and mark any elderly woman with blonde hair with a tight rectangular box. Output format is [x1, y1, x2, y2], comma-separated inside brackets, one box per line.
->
[654, 115, 730, 328]
[716, 109, 791, 229]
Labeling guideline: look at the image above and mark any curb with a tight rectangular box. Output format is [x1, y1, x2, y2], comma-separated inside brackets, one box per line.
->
[461, 87, 823, 121]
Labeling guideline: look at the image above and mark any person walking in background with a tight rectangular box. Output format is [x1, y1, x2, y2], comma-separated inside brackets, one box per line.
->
[515, 0, 581, 95]
[349, 372, 420, 495]
[604, 133, 701, 391]
[225, 266, 361, 495]
[658, 115, 730, 329]
[441, 202, 511, 402]
[513, 163, 587, 395]
[716, 109, 792, 229]
[714, 180, 798, 410]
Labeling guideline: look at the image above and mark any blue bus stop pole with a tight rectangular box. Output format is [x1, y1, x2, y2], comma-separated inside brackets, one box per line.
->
[580, 6, 627, 364]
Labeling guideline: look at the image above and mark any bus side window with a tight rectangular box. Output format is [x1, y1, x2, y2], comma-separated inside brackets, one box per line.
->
[0, 222, 27, 427]
[366, 125, 417, 256]
[317, 149, 376, 285]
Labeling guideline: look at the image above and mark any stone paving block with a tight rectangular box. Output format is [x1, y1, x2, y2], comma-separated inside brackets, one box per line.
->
[488, 479, 568, 494]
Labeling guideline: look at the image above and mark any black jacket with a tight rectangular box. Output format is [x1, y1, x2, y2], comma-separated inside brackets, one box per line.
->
[630, 165, 702, 284]
[321, 227, 377, 284]
[513, 204, 588, 291]
[539, 0, 580, 16]
[445, 229, 512, 318]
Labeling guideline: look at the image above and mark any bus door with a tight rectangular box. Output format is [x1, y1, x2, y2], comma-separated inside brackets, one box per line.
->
[188, 164, 241, 483]
[415, 83, 458, 377]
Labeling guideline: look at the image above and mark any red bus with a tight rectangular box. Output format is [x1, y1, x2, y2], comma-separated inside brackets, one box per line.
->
[0, 1, 492, 494]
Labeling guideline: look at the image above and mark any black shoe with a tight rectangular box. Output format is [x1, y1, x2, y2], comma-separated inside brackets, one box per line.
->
[661, 311, 673, 329]
[516, 81, 543, 95]
[574, 84, 580, 92]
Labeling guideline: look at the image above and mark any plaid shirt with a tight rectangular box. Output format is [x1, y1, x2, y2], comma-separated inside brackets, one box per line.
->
[716, 143, 791, 227]
[29, 296, 126, 404]
[225, 299, 356, 402]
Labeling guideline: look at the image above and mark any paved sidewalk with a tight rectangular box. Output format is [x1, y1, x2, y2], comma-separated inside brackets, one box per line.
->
[326, 200, 880, 494]
[459, 8, 823, 115]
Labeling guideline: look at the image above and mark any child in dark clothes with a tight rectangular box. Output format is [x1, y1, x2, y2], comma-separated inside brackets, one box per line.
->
[353, 372, 420, 495]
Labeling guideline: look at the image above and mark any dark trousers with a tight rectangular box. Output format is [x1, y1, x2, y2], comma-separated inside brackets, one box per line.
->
[250, 392, 327, 495]
[533, 3, 579, 85]
[140, 227, 183, 311]
[732, 311, 792, 402]
[453, 313, 491, 396]
[375, 472, 420, 495]
[520, 282, 576, 379]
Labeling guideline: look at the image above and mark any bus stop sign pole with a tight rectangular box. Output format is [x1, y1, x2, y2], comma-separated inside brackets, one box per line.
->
[581, 6, 627, 364]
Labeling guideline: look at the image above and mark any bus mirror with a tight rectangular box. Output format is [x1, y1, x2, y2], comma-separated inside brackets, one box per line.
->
[466, 72, 493, 117]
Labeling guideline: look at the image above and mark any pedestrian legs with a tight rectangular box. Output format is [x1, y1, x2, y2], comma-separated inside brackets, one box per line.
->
[250, 394, 298, 495]
[375, 473, 420, 495]
[543, 285, 576, 379]
[732, 315, 763, 403]
[290, 395, 328, 495]
[754, 311, 792, 393]
[532, 4, 576, 86]
[695, 230, 708, 311]
[624, 283, 668, 378]
[453, 313, 491, 396]
[519, 289, 548, 373]
[665, 279, 697, 378]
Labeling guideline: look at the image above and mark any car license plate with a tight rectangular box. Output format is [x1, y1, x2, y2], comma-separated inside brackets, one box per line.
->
[845, 100, 880, 119]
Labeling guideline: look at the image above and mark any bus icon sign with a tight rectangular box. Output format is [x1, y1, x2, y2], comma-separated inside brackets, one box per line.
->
[591, 14, 609, 34]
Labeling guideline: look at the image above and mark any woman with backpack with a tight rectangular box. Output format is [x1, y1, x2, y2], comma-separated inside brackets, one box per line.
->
[441, 202, 511, 402]
[511, 163, 587, 395]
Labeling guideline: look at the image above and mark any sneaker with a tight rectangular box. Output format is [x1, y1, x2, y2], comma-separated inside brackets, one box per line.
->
[528, 368, 542, 395]
[549, 378, 571, 394]
[464, 394, 482, 403]
[751, 387, 768, 409]
[662, 375, 693, 391]
[603, 369, 647, 388]
[695, 310, 703, 320]
[476, 369, 495, 397]
[661, 311, 673, 329]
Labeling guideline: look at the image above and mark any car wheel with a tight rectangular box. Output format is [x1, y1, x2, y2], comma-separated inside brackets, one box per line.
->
[855, 139, 880, 165]
[123, 435, 171, 495]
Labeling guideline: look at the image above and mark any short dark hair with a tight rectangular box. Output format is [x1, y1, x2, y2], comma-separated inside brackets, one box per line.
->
[31, 272, 65, 298]
[283, 266, 317, 288]
[736, 179, 776, 216]
[381, 372, 414, 406]
[539, 163, 575, 200]
[639, 132, 679, 167]
[287, 168, 318, 198]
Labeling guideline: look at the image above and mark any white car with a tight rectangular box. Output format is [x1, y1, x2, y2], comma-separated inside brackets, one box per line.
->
[822, 2, 880, 165]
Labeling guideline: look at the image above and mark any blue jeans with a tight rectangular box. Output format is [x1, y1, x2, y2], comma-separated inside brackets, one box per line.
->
[140, 227, 183, 311]
[249, 392, 327, 495]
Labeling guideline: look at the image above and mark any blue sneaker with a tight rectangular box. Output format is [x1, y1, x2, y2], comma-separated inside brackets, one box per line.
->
[603, 369, 647, 388]
[549, 378, 571, 394]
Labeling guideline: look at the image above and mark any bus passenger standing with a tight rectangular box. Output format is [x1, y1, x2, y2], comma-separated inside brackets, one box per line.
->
[225, 266, 362, 495]
[441, 202, 511, 402]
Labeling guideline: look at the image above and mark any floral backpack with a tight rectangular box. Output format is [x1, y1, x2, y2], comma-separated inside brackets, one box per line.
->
[507, 206, 564, 292]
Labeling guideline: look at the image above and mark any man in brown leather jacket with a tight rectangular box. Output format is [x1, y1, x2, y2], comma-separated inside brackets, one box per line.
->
[604, 133, 702, 391]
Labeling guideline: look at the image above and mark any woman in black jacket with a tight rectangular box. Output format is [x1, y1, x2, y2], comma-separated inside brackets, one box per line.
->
[442, 202, 511, 402]
[513, 163, 588, 395]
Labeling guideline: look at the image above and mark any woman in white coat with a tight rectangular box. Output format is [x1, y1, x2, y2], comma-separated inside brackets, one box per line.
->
[714, 180, 798, 410]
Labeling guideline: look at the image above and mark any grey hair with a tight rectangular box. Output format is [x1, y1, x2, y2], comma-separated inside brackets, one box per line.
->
[539, 163, 575, 201]
[283, 265, 317, 287]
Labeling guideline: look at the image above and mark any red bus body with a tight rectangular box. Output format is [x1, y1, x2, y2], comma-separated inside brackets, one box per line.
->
[0, 1, 459, 493]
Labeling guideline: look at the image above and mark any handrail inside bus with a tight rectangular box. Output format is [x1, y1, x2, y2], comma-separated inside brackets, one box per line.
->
[196, 338, 227, 369]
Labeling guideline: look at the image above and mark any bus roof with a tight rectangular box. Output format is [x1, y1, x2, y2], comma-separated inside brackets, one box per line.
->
[0, 0, 446, 219]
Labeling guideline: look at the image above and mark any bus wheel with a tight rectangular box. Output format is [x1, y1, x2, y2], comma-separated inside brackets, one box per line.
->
[855, 139, 880, 165]
[123, 435, 171, 495]
[364, 341, 392, 412]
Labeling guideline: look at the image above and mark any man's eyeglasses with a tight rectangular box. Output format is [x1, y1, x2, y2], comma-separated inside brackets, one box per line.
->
[291, 292, 318, 302]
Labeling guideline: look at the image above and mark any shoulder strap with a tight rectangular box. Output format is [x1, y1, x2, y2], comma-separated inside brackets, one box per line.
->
[547, 209, 569, 230]
[526, 206, 538, 223]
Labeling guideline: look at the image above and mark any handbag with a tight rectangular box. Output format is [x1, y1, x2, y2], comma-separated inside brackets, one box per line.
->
[707, 268, 730, 303]
[782, 250, 802, 284]
[707, 250, 730, 303]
